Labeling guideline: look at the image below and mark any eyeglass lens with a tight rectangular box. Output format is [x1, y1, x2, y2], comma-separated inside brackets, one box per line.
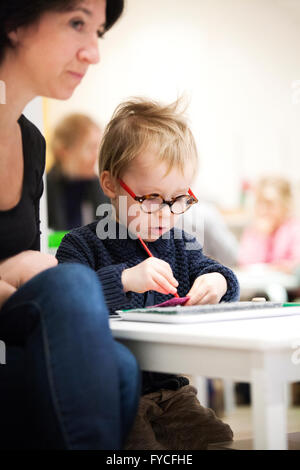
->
[141, 195, 194, 214]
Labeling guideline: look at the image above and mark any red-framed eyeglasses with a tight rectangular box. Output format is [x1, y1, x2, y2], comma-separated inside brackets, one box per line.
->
[118, 178, 198, 215]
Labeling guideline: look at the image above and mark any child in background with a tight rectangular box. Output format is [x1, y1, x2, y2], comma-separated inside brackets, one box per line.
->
[238, 176, 300, 273]
[47, 113, 109, 231]
[57, 98, 239, 450]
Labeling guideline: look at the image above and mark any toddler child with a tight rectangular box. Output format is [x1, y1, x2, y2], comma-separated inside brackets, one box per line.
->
[57, 97, 240, 450]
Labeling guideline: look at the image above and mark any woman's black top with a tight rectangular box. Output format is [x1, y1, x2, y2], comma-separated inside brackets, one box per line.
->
[0, 114, 45, 261]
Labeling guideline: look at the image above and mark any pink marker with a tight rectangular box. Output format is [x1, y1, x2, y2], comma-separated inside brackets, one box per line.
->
[147, 296, 190, 308]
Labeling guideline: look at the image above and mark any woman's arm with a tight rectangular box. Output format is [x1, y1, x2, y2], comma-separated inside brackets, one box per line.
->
[0, 251, 57, 289]
[0, 279, 16, 310]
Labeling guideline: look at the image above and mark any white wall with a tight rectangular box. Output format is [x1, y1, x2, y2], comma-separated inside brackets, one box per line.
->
[46, 0, 300, 208]
[24, 97, 49, 252]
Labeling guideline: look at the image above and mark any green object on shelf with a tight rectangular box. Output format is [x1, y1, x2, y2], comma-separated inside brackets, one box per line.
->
[48, 231, 68, 248]
[282, 303, 300, 307]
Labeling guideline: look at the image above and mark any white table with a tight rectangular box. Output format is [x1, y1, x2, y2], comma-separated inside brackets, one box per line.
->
[227, 267, 299, 414]
[110, 308, 300, 450]
[234, 266, 299, 302]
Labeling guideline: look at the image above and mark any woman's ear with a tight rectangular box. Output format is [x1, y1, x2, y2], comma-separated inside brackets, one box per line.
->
[7, 29, 20, 47]
[100, 171, 118, 198]
[7, 23, 35, 48]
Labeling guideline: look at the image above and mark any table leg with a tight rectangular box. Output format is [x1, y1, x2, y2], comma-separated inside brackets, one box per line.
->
[265, 283, 288, 302]
[251, 363, 287, 450]
[223, 379, 236, 415]
[194, 376, 208, 408]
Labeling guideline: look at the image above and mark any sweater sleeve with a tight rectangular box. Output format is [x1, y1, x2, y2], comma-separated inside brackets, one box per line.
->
[97, 263, 133, 313]
[56, 231, 133, 314]
[183, 231, 240, 302]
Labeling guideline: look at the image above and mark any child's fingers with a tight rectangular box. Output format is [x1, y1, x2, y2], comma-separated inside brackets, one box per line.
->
[197, 292, 220, 305]
[155, 262, 178, 288]
[151, 272, 178, 295]
[185, 286, 208, 306]
[185, 289, 220, 306]
[144, 258, 178, 289]
[185, 275, 212, 305]
[151, 258, 177, 278]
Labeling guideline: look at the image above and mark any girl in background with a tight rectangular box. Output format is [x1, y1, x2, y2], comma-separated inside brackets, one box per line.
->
[239, 176, 300, 273]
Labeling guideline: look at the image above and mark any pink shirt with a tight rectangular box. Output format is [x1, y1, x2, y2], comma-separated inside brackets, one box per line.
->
[239, 218, 300, 266]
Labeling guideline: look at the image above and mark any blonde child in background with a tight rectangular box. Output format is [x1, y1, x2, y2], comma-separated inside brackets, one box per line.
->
[238, 176, 300, 274]
[57, 98, 239, 450]
[47, 113, 109, 231]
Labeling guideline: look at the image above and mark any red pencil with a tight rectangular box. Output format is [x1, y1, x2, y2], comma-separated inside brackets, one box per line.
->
[137, 234, 179, 298]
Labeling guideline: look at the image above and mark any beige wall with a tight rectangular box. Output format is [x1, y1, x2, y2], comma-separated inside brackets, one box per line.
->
[45, 0, 300, 209]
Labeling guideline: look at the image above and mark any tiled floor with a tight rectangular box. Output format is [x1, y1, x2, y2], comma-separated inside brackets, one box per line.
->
[223, 405, 300, 441]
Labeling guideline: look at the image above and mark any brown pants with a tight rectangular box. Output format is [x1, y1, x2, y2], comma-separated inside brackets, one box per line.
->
[124, 385, 233, 450]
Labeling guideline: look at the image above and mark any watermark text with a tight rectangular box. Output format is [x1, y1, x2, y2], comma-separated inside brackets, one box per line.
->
[291, 339, 300, 365]
[96, 199, 204, 251]
[291, 80, 300, 105]
[0, 340, 6, 365]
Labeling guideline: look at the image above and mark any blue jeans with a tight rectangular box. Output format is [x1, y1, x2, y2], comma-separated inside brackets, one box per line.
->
[0, 263, 140, 449]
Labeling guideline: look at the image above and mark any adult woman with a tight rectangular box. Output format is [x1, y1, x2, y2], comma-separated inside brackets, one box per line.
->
[0, 0, 140, 450]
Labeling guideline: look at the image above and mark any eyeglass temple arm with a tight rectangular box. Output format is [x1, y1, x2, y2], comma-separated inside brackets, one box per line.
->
[118, 178, 137, 199]
[188, 188, 197, 201]
[120, 178, 197, 202]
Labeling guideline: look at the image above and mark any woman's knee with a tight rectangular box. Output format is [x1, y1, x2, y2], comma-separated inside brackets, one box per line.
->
[31, 263, 109, 328]
[45, 263, 103, 303]
[39, 263, 102, 297]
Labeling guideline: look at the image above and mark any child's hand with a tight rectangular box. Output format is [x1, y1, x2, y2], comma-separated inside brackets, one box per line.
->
[122, 258, 178, 295]
[184, 273, 227, 306]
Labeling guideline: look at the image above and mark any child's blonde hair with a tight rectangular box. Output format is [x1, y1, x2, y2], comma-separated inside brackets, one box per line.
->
[256, 176, 292, 208]
[51, 113, 101, 162]
[98, 97, 198, 180]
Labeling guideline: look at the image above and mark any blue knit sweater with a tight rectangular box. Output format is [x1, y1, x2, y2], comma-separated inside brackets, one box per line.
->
[56, 218, 240, 393]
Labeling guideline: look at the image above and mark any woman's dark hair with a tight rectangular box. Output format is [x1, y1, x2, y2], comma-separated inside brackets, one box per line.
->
[0, 0, 124, 64]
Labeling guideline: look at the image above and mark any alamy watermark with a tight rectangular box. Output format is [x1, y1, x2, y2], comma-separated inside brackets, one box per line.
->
[291, 339, 300, 366]
[0, 340, 6, 365]
[0, 80, 6, 105]
[291, 80, 300, 105]
[95, 198, 204, 251]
